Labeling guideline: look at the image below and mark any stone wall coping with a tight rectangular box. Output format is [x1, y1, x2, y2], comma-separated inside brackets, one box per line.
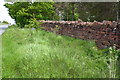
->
[38, 20, 117, 27]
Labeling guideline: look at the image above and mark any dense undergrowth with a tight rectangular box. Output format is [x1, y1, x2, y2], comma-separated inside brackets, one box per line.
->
[2, 26, 120, 78]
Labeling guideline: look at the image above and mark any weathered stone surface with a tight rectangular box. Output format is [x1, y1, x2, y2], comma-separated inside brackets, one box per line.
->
[39, 20, 120, 49]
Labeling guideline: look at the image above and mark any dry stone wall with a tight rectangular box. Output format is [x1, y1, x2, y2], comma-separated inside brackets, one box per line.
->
[39, 20, 120, 49]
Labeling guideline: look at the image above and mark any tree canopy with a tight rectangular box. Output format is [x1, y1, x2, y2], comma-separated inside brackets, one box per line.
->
[5, 2, 118, 27]
[54, 2, 118, 21]
[4, 2, 56, 27]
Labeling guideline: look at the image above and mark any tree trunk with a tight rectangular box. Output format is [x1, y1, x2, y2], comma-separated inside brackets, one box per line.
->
[118, 1, 120, 20]
[67, 12, 68, 21]
[116, 1, 120, 21]
[71, 3, 75, 21]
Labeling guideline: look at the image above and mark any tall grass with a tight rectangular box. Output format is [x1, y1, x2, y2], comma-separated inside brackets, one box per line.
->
[2, 27, 119, 78]
[0, 35, 2, 79]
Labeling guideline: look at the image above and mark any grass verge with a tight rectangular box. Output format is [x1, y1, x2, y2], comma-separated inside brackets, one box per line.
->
[2, 27, 118, 78]
[0, 23, 7, 25]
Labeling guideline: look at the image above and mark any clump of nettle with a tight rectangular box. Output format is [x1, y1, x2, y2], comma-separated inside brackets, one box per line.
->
[107, 46, 120, 78]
